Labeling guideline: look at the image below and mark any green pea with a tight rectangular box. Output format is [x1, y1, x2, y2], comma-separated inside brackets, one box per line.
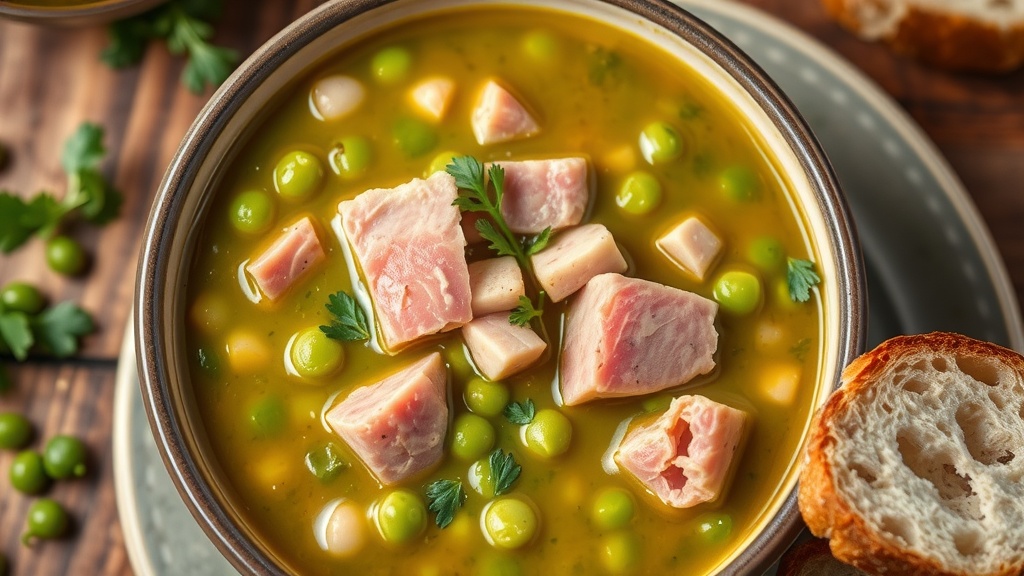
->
[464, 378, 510, 417]
[21, 498, 69, 545]
[640, 396, 672, 414]
[427, 150, 460, 177]
[616, 171, 662, 216]
[10, 450, 49, 494]
[229, 189, 276, 235]
[393, 117, 437, 158]
[376, 489, 427, 544]
[591, 487, 635, 530]
[695, 512, 733, 544]
[450, 413, 495, 461]
[0, 282, 45, 315]
[248, 396, 286, 438]
[45, 235, 87, 276]
[289, 327, 344, 379]
[638, 121, 683, 164]
[273, 150, 324, 200]
[371, 46, 411, 84]
[329, 136, 373, 180]
[747, 236, 785, 272]
[713, 270, 763, 315]
[476, 554, 522, 576]
[483, 497, 538, 550]
[468, 457, 496, 497]
[524, 409, 572, 458]
[600, 531, 641, 574]
[42, 435, 88, 480]
[522, 30, 558, 61]
[443, 344, 474, 380]
[719, 164, 760, 202]
[0, 412, 33, 450]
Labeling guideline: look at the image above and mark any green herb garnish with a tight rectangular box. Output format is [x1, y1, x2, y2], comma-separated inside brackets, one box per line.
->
[790, 337, 812, 362]
[319, 291, 370, 342]
[102, 0, 239, 94]
[0, 301, 94, 361]
[447, 156, 550, 270]
[488, 449, 522, 497]
[304, 442, 348, 483]
[786, 258, 821, 303]
[0, 123, 121, 254]
[425, 478, 465, 529]
[509, 293, 544, 327]
[503, 399, 536, 425]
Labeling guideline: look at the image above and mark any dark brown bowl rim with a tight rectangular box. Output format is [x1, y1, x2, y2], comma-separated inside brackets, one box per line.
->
[0, 0, 165, 26]
[135, 1, 867, 574]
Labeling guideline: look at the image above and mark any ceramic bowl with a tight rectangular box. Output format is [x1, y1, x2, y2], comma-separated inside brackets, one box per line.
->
[135, 0, 867, 574]
[0, 0, 164, 26]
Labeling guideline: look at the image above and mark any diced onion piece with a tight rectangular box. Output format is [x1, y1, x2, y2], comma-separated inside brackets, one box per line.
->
[759, 362, 802, 405]
[316, 500, 366, 557]
[755, 321, 785, 349]
[311, 75, 365, 121]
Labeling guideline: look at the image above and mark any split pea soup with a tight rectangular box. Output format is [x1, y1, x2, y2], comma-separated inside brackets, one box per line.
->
[185, 5, 826, 575]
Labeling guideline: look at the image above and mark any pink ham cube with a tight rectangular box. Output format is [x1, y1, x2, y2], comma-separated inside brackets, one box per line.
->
[325, 353, 449, 485]
[492, 157, 589, 235]
[245, 216, 326, 302]
[339, 172, 472, 352]
[656, 216, 723, 280]
[530, 223, 627, 303]
[471, 80, 540, 145]
[560, 273, 718, 406]
[410, 76, 455, 121]
[468, 257, 525, 317]
[614, 395, 747, 508]
[462, 313, 546, 380]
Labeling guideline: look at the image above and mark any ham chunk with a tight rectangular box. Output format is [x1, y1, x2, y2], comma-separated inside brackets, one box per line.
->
[339, 172, 472, 352]
[656, 216, 723, 280]
[410, 76, 455, 121]
[468, 257, 526, 316]
[614, 395, 747, 508]
[530, 224, 627, 303]
[245, 216, 325, 302]
[471, 80, 540, 145]
[325, 353, 449, 485]
[560, 273, 718, 406]
[462, 313, 546, 380]
[492, 158, 589, 235]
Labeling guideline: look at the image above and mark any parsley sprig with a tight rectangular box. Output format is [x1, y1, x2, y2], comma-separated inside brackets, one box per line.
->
[319, 291, 370, 342]
[509, 293, 544, 327]
[488, 449, 522, 497]
[503, 399, 536, 425]
[446, 156, 551, 271]
[0, 301, 94, 361]
[425, 478, 465, 529]
[0, 123, 121, 254]
[786, 258, 821, 303]
[102, 0, 239, 94]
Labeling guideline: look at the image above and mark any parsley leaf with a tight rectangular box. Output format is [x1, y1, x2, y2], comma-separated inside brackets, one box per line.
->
[0, 312, 33, 361]
[787, 258, 821, 303]
[319, 291, 370, 342]
[61, 123, 106, 174]
[489, 449, 522, 497]
[32, 302, 95, 358]
[304, 442, 348, 483]
[509, 293, 544, 327]
[503, 399, 536, 425]
[524, 227, 551, 255]
[425, 478, 465, 529]
[448, 156, 532, 270]
[790, 337, 812, 362]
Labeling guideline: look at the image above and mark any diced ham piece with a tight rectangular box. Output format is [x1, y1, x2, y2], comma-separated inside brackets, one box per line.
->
[614, 395, 747, 508]
[311, 75, 365, 121]
[410, 77, 455, 121]
[339, 172, 472, 351]
[468, 257, 526, 317]
[491, 157, 589, 235]
[471, 80, 540, 145]
[530, 224, 627, 303]
[245, 216, 326, 302]
[560, 273, 718, 406]
[325, 353, 449, 485]
[656, 216, 723, 280]
[462, 313, 547, 380]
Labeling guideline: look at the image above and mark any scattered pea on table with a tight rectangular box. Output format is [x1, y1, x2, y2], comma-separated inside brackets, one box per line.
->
[0, 412, 33, 450]
[22, 498, 70, 545]
[42, 435, 88, 480]
[10, 450, 50, 495]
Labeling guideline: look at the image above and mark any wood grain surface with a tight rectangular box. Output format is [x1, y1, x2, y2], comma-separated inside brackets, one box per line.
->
[0, 1, 1021, 574]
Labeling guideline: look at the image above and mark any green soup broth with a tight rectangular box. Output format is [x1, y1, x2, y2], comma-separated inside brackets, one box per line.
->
[186, 6, 824, 575]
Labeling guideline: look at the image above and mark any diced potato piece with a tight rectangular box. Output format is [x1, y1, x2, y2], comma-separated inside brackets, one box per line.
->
[225, 329, 271, 373]
[531, 223, 628, 302]
[468, 257, 526, 316]
[410, 76, 455, 121]
[656, 216, 723, 281]
[756, 321, 785, 349]
[462, 313, 546, 380]
[189, 291, 228, 334]
[759, 362, 802, 405]
[600, 145, 636, 173]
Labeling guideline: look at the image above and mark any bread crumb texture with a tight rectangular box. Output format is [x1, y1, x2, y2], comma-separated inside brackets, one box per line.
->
[800, 332, 1024, 576]
[822, 0, 1024, 71]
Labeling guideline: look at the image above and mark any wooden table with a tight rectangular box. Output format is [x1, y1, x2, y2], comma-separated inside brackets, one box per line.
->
[0, 1, 1021, 573]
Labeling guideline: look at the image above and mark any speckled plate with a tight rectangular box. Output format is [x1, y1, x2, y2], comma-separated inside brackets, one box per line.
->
[113, 1, 1024, 575]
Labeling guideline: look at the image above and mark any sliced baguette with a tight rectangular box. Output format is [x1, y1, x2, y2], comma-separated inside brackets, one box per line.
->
[822, 0, 1024, 72]
[799, 332, 1024, 576]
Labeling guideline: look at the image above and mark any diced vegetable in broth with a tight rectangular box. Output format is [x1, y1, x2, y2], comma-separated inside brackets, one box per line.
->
[185, 6, 824, 575]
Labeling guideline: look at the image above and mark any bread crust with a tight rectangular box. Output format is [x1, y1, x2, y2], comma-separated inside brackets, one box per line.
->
[822, 0, 1024, 72]
[798, 332, 1024, 576]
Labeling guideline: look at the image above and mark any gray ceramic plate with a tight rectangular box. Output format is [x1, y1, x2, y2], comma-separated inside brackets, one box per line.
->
[113, 1, 1024, 575]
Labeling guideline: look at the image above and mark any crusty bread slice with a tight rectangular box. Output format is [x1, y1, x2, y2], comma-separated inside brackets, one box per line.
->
[822, 0, 1024, 72]
[799, 332, 1024, 576]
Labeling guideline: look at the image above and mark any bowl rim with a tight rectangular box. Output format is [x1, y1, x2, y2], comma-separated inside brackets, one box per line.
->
[0, 0, 166, 26]
[135, 0, 867, 574]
